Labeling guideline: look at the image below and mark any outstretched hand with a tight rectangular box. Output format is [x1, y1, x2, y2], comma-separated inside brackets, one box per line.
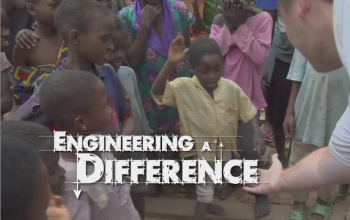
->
[46, 186, 72, 220]
[243, 154, 283, 194]
[167, 36, 189, 65]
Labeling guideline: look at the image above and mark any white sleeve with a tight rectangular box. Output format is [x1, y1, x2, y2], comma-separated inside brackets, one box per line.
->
[286, 49, 307, 82]
[329, 105, 350, 168]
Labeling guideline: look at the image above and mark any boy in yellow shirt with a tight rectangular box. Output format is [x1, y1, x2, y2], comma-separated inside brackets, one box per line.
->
[152, 36, 265, 219]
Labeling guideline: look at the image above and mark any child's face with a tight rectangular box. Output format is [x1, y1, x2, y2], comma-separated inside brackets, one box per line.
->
[30, 158, 50, 220]
[1, 8, 10, 52]
[40, 138, 66, 195]
[190, 54, 223, 91]
[28, 0, 62, 28]
[97, 0, 113, 10]
[108, 30, 128, 71]
[73, 79, 112, 134]
[76, 13, 115, 66]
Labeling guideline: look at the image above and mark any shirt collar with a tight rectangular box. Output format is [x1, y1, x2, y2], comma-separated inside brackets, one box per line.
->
[60, 59, 107, 78]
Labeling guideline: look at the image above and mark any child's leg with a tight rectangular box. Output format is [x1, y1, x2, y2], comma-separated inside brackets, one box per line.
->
[266, 58, 292, 168]
[195, 184, 225, 219]
[215, 151, 235, 200]
[237, 113, 270, 218]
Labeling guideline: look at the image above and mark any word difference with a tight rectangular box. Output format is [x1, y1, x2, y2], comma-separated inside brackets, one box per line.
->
[77, 153, 259, 185]
[54, 132, 194, 152]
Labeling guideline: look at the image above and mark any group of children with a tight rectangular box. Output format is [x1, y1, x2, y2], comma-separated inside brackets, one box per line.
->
[1, 0, 348, 220]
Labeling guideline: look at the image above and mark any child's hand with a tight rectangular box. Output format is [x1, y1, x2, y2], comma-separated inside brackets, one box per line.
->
[218, 0, 236, 30]
[46, 186, 71, 220]
[234, 0, 250, 27]
[167, 36, 189, 65]
[15, 29, 39, 49]
[253, 133, 266, 155]
[46, 195, 72, 220]
[283, 114, 295, 138]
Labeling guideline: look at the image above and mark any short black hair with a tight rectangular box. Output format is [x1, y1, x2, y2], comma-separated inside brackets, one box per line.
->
[115, 15, 127, 32]
[1, 135, 42, 220]
[40, 69, 102, 128]
[1, 121, 51, 151]
[187, 36, 222, 67]
[54, 0, 111, 39]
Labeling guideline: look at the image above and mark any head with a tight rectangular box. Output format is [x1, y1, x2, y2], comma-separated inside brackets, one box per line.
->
[1, 135, 49, 220]
[1, 8, 10, 52]
[55, 0, 116, 66]
[108, 16, 128, 71]
[27, 0, 62, 28]
[188, 36, 223, 91]
[40, 69, 111, 134]
[1, 121, 66, 194]
[277, 0, 341, 72]
[97, 0, 112, 10]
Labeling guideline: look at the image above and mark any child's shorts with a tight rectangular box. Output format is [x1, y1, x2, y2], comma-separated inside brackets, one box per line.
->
[266, 58, 292, 128]
[119, 151, 148, 194]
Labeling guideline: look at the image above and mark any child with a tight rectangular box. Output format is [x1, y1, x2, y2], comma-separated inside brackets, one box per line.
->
[151, 36, 265, 220]
[10, 0, 134, 136]
[39, 69, 140, 220]
[283, 49, 350, 220]
[9, 0, 65, 108]
[1, 135, 50, 220]
[119, 0, 195, 197]
[107, 16, 151, 219]
[209, 0, 272, 217]
[1, 121, 66, 195]
[1, 8, 13, 117]
[1, 0, 35, 62]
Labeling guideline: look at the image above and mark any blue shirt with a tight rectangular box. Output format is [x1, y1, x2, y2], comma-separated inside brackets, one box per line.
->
[256, 0, 277, 10]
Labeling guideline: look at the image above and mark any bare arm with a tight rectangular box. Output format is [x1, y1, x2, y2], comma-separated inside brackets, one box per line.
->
[121, 116, 135, 135]
[286, 81, 301, 115]
[126, 24, 151, 69]
[12, 44, 30, 66]
[278, 147, 350, 192]
[151, 61, 174, 95]
[1, 71, 13, 115]
[191, 1, 203, 33]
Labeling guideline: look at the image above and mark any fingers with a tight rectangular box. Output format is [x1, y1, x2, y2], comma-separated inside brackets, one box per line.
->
[271, 153, 280, 164]
[17, 31, 39, 49]
[182, 48, 189, 56]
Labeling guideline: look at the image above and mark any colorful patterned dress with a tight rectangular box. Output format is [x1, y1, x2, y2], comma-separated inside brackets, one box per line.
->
[119, 0, 195, 159]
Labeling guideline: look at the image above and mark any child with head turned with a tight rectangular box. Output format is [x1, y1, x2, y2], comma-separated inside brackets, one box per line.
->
[1, 135, 71, 220]
[39, 69, 140, 220]
[151, 36, 265, 220]
[108, 16, 151, 220]
[1, 7, 13, 118]
[9, 0, 66, 110]
[11, 0, 134, 136]
[2, 121, 66, 195]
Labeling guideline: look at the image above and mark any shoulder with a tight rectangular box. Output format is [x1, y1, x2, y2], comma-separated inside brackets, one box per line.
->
[212, 14, 224, 27]
[170, 77, 193, 88]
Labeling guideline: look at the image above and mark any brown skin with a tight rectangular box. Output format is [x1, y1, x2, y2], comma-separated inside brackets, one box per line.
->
[97, 0, 113, 10]
[39, 138, 66, 195]
[126, 0, 191, 69]
[1, 0, 27, 12]
[191, 0, 203, 33]
[12, 0, 62, 67]
[1, 8, 13, 116]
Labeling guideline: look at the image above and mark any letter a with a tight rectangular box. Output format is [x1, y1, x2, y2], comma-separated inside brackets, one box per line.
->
[201, 142, 211, 152]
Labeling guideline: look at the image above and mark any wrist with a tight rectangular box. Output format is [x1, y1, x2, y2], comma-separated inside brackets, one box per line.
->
[286, 108, 294, 116]
[140, 21, 151, 29]
[165, 60, 177, 67]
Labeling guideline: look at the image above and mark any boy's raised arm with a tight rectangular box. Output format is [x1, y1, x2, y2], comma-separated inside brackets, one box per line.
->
[151, 61, 175, 96]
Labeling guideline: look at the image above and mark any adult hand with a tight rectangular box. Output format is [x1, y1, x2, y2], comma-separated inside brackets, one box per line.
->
[283, 114, 295, 138]
[140, 4, 162, 28]
[243, 154, 283, 194]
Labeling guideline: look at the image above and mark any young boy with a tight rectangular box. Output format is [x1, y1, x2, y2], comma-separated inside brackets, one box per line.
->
[39, 69, 140, 219]
[283, 49, 350, 220]
[9, 0, 65, 107]
[1, 7, 13, 117]
[10, 0, 134, 136]
[151, 36, 265, 220]
[209, 0, 272, 217]
[1, 135, 50, 220]
[108, 16, 150, 219]
[1, 121, 66, 195]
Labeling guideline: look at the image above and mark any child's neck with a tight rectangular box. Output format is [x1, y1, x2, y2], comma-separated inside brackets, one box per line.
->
[66, 49, 95, 73]
[35, 22, 59, 38]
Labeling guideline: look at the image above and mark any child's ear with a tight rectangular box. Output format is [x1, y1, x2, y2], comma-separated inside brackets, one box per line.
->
[27, 3, 36, 16]
[73, 116, 86, 131]
[69, 29, 81, 45]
